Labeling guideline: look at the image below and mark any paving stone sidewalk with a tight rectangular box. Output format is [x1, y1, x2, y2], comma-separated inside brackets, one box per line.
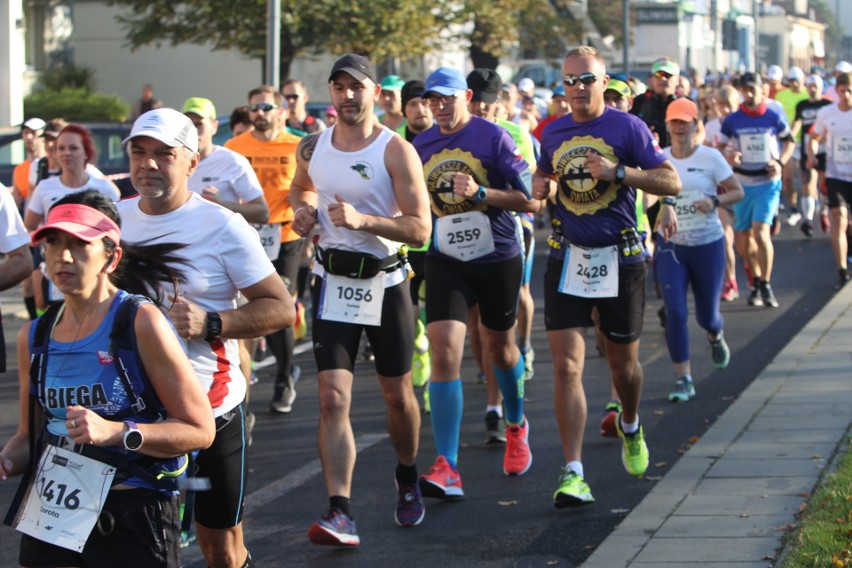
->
[584, 282, 852, 567]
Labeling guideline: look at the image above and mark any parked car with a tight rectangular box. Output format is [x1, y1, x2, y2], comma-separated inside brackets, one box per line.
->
[0, 122, 134, 195]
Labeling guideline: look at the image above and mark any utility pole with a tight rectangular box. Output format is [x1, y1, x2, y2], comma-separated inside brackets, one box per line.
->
[265, 0, 281, 88]
[623, 0, 629, 75]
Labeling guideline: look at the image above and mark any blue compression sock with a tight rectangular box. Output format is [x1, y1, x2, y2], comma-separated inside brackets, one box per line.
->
[495, 356, 525, 425]
[428, 379, 463, 469]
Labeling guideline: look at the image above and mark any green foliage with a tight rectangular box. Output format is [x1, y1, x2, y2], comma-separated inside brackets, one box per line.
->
[779, 441, 852, 568]
[108, 0, 455, 81]
[41, 64, 98, 92]
[25, 88, 130, 122]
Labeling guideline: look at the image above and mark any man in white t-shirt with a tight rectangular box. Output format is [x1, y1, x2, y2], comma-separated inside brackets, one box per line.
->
[183, 97, 269, 224]
[0, 185, 34, 371]
[118, 108, 294, 568]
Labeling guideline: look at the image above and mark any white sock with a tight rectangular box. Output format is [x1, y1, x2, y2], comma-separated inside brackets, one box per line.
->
[567, 461, 584, 478]
[486, 405, 502, 417]
[620, 416, 639, 434]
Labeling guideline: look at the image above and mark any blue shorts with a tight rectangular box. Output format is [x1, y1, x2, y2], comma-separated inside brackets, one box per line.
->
[733, 179, 781, 231]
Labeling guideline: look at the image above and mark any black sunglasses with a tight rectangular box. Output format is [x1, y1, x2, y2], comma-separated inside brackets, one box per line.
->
[563, 73, 600, 87]
[249, 103, 279, 112]
[283, 94, 300, 100]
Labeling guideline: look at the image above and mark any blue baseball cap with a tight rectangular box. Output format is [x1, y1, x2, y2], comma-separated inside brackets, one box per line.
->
[552, 84, 566, 97]
[424, 67, 468, 97]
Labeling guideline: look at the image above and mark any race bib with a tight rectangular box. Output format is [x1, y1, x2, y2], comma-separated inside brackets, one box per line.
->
[14, 445, 116, 552]
[318, 273, 385, 326]
[559, 244, 619, 298]
[252, 223, 282, 261]
[674, 190, 709, 232]
[434, 212, 495, 262]
[740, 133, 771, 164]
[832, 136, 852, 164]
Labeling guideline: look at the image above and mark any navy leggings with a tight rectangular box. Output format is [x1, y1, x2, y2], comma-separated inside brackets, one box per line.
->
[654, 236, 725, 363]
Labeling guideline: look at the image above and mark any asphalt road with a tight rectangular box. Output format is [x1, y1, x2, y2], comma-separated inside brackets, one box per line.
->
[0, 222, 839, 567]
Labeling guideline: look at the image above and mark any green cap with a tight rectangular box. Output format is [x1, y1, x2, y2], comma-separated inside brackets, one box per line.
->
[651, 58, 680, 76]
[380, 75, 405, 91]
[182, 97, 217, 120]
[605, 79, 632, 98]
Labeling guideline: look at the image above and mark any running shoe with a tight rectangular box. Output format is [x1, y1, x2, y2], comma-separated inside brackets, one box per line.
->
[308, 509, 360, 546]
[616, 415, 649, 477]
[600, 400, 622, 438]
[786, 211, 801, 226]
[657, 305, 667, 328]
[761, 281, 779, 308]
[720, 279, 739, 302]
[270, 380, 296, 414]
[553, 467, 595, 508]
[710, 336, 730, 368]
[800, 220, 814, 237]
[521, 347, 535, 381]
[395, 482, 425, 527]
[476, 371, 486, 384]
[504, 418, 532, 476]
[419, 456, 464, 499]
[668, 377, 696, 403]
[179, 529, 196, 549]
[837, 271, 851, 291]
[361, 341, 375, 361]
[484, 410, 506, 444]
[748, 286, 764, 307]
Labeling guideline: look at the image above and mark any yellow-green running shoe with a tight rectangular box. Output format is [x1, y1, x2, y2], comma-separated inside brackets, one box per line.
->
[616, 413, 649, 477]
[553, 467, 594, 508]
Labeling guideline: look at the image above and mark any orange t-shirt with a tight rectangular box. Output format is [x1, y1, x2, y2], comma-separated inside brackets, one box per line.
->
[225, 130, 302, 242]
[13, 160, 31, 199]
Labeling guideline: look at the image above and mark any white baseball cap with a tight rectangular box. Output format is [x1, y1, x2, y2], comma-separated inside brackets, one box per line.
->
[787, 66, 805, 82]
[835, 61, 852, 73]
[767, 65, 783, 81]
[123, 108, 198, 153]
[23, 118, 46, 132]
[805, 74, 824, 89]
[518, 77, 535, 94]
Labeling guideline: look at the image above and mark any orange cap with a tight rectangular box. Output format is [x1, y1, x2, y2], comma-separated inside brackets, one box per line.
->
[665, 98, 698, 122]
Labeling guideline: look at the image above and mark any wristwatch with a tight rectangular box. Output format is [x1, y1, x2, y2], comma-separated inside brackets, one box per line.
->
[614, 164, 626, 185]
[661, 197, 677, 206]
[471, 185, 488, 205]
[205, 312, 222, 341]
[123, 421, 144, 451]
[712, 196, 721, 210]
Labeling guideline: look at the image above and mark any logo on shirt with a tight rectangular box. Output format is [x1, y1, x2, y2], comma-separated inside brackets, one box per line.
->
[97, 350, 113, 365]
[422, 149, 489, 217]
[551, 136, 619, 215]
[350, 162, 373, 180]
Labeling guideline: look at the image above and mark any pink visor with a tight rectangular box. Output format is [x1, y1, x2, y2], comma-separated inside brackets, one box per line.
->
[31, 204, 121, 245]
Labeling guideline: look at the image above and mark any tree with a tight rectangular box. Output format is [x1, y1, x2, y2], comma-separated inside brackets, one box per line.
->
[108, 0, 454, 82]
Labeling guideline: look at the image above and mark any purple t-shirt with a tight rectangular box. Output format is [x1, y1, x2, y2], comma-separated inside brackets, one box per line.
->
[538, 107, 667, 250]
[414, 116, 529, 263]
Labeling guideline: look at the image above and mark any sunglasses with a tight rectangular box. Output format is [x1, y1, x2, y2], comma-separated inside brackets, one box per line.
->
[655, 71, 675, 80]
[283, 94, 300, 100]
[563, 73, 600, 86]
[249, 103, 279, 113]
[424, 92, 463, 107]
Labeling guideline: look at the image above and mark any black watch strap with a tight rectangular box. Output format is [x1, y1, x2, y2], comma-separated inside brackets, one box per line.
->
[205, 312, 222, 341]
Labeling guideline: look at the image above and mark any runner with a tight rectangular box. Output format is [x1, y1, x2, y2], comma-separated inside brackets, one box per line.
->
[717, 72, 796, 308]
[379, 75, 407, 131]
[282, 79, 327, 134]
[808, 72, 852, 289]
[225, 86, 304, 415]
[774, 67, 808, 226]
[288, 54, 431, 545]
[119, 108, 294, 568]
[792, 75, 832, 236]
[656, 98, 744, 402]
[413, 66, 540, 498]
[534, 46, 681, 507]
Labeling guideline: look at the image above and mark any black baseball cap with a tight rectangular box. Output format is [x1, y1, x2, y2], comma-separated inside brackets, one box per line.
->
[329, 54, 377, 84]
[467, 69, 502, 104]
[401, 80, 426, 108]
[739, 72, 763, 88]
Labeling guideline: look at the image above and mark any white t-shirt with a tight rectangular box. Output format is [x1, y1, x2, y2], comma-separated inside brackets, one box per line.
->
[28, 160, 104, 189]
[661, 145, 732, 247]
[0, 186, 30, 308]
[188, 145, 264, 205]
[811, 103, 852, 182]
[117, 192, 275, 416]
[27, 176, 120, 217]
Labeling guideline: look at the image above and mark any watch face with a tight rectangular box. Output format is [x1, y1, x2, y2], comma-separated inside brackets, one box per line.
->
[125, 430, 143, 450]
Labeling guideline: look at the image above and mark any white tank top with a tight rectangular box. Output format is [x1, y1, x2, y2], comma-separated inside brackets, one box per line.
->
[308, 125, 402, 259]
